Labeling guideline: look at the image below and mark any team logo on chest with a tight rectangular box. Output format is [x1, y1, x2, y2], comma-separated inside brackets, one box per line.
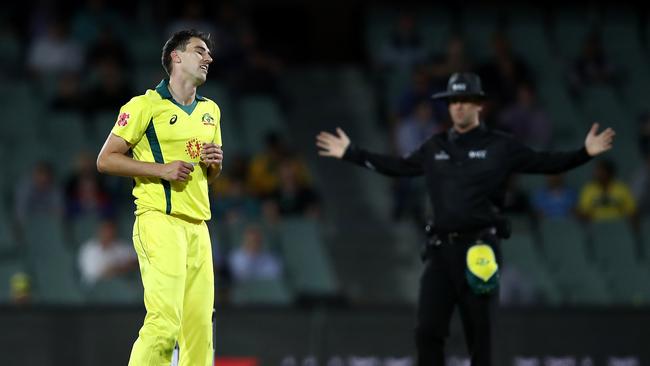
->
[185, 138, 202, 159]
[201, 113, 215, 126]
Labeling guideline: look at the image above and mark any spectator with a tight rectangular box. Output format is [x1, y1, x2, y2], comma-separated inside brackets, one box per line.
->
[532, 174, 578, 219]
[476, 31, 533, 125]
[78, 219, 137, 285]
[269, 159, 320, 218]
[229, 224, 282, 282]
[430, 34, 472, 88]
[64, 151, 114, 221]
[83, 57, 133, 117]
[578, 159, 636, 222]
[71, 0, 128, 46]
[50, 73, 83, 111]
[498, 265, 539, 305]
[165, 0, 216, 38]
[379, 13, 427, 71]
[27, 18, 84, 77]
[9, 272, 32, 306]
[14, 161, 64, 227]
[637, 111, 650, 159]
[394, 66, 435, 119]
[569, 31, 618, 96]
[212, 176, 261, 224]
[392, 100, 440, 225]
[498, 83, 552, 149]
[85, 26, 131, 70]
[631, 156, 650, 217]
[248, 132, 311, 197]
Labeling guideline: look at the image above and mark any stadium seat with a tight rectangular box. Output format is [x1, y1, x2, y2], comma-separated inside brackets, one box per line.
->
[501, 233, 562, 305]
[0, 259, 26, 303]
[231, 279, 293, 305]
[278, 218, 338, 296]
[238, 96, 287, 153]
[22, 214, 84, 304]
[84, 278, 142, 305]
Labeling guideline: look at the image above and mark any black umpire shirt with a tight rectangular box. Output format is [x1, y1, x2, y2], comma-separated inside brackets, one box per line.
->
[343, 124, 591, 234]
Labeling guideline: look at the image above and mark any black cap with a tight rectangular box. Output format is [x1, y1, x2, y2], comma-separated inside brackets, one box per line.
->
[431, 72, 486, 100]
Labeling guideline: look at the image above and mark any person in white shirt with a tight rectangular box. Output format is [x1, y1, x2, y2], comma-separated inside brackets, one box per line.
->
[78, 219, 137, 285]
[229, 224, 282, 281]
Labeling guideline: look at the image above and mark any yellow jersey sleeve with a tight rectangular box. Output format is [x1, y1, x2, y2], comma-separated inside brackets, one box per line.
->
[213, 103, 222, 146]
[111, 96, 152, 145]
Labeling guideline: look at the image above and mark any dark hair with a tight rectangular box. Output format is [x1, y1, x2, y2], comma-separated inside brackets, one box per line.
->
[161, 29, 212, 76]
[597, 159, 616, 177]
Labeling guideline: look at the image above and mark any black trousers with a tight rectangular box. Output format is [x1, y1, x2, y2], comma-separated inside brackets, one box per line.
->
[416, 233, 500, 366]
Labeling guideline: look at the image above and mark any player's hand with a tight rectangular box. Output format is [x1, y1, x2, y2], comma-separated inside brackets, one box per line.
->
[200, 143, 223, 165]
[316, 127, 350, 159]
[160, 161, 194, 181]
[585, 123, 616, 156]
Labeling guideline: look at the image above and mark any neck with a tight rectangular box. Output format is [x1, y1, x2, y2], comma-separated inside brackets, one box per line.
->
[168, 74, 197, 105]
[453, 119, 480, 134]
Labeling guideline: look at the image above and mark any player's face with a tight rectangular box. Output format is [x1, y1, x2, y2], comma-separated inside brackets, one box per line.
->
[175, 37, 213, 84]
[448, 97, 482, 129]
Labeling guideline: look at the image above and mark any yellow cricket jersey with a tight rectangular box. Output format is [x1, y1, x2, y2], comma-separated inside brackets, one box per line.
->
[578, 180, 636, 221]
[111, 79, 222, 221]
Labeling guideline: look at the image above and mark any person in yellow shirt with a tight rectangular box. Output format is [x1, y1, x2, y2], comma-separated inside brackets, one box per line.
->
[578, 159, 636, 221]
[96, 30, 222, 366]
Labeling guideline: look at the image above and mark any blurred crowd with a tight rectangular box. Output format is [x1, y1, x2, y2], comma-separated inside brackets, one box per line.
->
[373, 12, 650, 305]
[1, 0, 317, 305]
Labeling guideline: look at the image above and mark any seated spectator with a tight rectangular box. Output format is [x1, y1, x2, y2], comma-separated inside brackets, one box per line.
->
[50, 73, 83, 111]
[578, 159, 636, 222]
[631, 156, 650, 217]
[532, 174, 578, 219]
[248, 132, 311, 197]
[27, 18, 84, 78]
[212, 176, 261, 224]
[268, 159, 320, 218]
[71, 0, 128, 46]
[78, 219, 137, 286]
[64, 151, 115, 221]
[498, 83, 552, 149]
[85, 26, 131, 71]
[569, 31, 618, 96]
[14, 161, 63, 228]
[83, 57, 133, 117]
[165, 0, 217, 39]
[9, 272, 32, 306]
[392, 100, 440, 225]
[430, 34, 472, 88]
[477, 31, 533, 125]
[379, 12, 427, 71]
[229, 224, 282, 282]
[637, 111, 650, 158]
[499, 264, 539, 306]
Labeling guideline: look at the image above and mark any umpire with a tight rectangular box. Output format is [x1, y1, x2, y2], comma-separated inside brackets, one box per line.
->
[316, 72, 615, 365]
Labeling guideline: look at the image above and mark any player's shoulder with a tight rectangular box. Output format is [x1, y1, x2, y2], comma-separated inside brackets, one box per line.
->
[123, 90, 159, 108]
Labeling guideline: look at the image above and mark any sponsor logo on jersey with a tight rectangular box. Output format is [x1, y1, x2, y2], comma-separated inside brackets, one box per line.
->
[169, 114, 178, 125]
[434, 151, 450, 160]
[117, 112, 130, 126]
[185, 138, 202, 159]
[468, 150, 487, 159]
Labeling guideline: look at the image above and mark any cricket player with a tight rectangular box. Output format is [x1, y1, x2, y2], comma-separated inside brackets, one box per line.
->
[96, 29, 222, 366]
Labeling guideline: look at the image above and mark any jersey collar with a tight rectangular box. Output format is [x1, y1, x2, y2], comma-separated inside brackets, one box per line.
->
[155, 79, 206, 102]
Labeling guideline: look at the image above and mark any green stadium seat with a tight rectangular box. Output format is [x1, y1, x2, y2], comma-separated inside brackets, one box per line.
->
[278, 218, 338, 296]
[23, 214, 84, 304]
[231, 279, 293, 305]
[502, 233, 562, 305]
[238, 96, 287, 152]
[551, 8, 599, 60]
[460, 7, 502, 63]
[83, 278, 142, 305]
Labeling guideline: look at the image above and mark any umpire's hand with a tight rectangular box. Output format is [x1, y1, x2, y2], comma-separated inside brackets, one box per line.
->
[316, 128, 350, 159]
[585, 123, 616, 156]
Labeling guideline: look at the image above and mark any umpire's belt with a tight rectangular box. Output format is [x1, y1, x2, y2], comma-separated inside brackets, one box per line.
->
[428, 227, 497, 246]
